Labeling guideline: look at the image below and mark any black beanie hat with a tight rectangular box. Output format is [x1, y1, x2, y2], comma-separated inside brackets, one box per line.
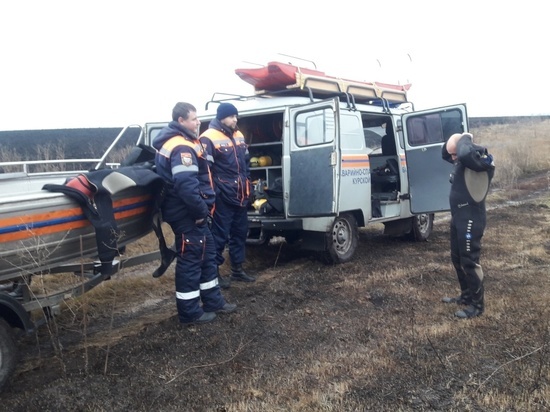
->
[216, 103, 238, 120]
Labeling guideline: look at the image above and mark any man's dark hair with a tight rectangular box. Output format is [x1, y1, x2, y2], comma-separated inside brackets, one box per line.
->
[172, 102, 197, 121]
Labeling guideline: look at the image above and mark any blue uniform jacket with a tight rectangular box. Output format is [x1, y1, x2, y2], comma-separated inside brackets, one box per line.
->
[200, 118, 250, 207]
[153, 121, 215, 231]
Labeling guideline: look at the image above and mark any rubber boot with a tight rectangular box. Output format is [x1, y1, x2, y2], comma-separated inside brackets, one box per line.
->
[230, 264, 256, 282]
[217, 267, 231, 289]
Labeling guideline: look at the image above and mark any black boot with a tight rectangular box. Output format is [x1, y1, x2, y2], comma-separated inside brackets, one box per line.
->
[442, 291, 471, 305]
[217, 267, 231, 289]
[455, 288, 483, 319]
[230, 264, 256, 282]
[8, 282, 24, 299]
[455, 304, 483, 319]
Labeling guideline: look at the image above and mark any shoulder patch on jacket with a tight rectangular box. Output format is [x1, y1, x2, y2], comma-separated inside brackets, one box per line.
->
[180, 152, 193, 166]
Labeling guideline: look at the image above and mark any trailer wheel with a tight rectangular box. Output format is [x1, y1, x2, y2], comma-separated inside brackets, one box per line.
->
[0, 319, 18, 392]
[409, 213, 434, 241]
[325, 214, 358, 264]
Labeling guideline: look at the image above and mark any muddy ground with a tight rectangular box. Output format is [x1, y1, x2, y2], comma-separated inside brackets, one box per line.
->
[1, 171, 549, 411]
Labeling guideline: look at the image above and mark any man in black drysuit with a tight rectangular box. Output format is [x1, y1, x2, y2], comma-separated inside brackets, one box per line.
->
[441, 132, 495, 319]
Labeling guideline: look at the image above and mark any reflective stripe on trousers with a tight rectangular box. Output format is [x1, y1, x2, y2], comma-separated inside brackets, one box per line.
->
[173, 224, 225, 322]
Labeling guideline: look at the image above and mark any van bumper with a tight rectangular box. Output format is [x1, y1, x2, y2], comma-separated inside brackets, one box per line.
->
[247, 216, 303, 244]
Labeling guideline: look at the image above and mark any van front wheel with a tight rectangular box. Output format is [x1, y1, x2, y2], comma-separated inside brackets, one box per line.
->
[325, 214, 358, 264]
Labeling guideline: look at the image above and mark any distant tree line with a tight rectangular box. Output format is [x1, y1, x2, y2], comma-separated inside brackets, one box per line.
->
[1, 116, 548, 160]
[0, 128, 141, 160]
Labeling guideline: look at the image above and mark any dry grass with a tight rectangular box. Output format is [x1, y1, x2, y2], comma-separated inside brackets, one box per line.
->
[473, 119, 550, 190]
[21, 195, 545, 412]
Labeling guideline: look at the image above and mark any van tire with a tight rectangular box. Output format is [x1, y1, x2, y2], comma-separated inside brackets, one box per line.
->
[325, 213, 358, 264]
[0, 318, 18, 392]
[409, 213, 434, 241]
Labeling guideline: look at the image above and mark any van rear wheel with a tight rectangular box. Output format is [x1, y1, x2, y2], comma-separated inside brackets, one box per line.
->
[325, 213, 358, 264]
[409, 213, 434, 241]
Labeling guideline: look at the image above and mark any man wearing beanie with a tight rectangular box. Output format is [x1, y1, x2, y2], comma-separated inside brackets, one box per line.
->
[200, 103, 255, 288]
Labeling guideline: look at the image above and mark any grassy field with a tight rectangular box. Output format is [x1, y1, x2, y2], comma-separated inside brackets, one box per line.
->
[0, 118, 549, 411]
[474, 118, 550, 190]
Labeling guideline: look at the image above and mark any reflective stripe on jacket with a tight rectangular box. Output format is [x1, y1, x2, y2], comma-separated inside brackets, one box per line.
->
[154, 128, 215, 226]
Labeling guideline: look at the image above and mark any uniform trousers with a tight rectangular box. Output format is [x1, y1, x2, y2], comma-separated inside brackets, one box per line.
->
[172, 223, 225, 323]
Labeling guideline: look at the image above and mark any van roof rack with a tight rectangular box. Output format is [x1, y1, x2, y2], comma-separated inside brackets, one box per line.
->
[235, 61, 411, 106]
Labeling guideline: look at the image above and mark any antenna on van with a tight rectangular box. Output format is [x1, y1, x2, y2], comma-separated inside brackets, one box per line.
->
[241, 61, 264, 67]
[277, 53, 317, 69]
[406, 53, 413, 84]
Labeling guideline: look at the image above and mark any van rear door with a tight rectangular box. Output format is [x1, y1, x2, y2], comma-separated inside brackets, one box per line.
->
[287, 98, 340, 217]
[144, 122, 169, 147]
[402, 104, 468, 214]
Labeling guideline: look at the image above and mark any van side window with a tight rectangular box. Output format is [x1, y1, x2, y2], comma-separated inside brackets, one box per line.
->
[340, 115, 364, 150]
[406, 109, 464, 146]
[295, 108, 335, 147]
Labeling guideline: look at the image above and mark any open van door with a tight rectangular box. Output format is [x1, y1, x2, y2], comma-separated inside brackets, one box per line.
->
[144, 122, 169, 147]
[403, 104, 468, 214]
[288, 98, 340, 217]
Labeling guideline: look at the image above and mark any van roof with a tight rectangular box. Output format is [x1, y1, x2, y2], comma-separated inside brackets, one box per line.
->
[199, 92, 413, 119]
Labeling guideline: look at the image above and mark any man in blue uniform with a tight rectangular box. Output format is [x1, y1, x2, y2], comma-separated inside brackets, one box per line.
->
[200, 103, 255, 288]
[441, 132, 495, 319]
[153, 102, 236, 324]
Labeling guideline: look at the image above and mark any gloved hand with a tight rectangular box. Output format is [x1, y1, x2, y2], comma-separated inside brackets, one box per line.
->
[482, 153, 494, 165]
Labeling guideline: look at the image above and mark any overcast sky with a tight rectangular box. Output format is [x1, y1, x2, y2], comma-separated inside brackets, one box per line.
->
[0, 0, 547, 131]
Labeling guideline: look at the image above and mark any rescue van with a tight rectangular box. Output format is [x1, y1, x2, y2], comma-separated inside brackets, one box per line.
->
[145, 61, 465, 263]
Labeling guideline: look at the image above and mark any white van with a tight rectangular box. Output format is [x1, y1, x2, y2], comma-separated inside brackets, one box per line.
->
[145, 64, 465, 263]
